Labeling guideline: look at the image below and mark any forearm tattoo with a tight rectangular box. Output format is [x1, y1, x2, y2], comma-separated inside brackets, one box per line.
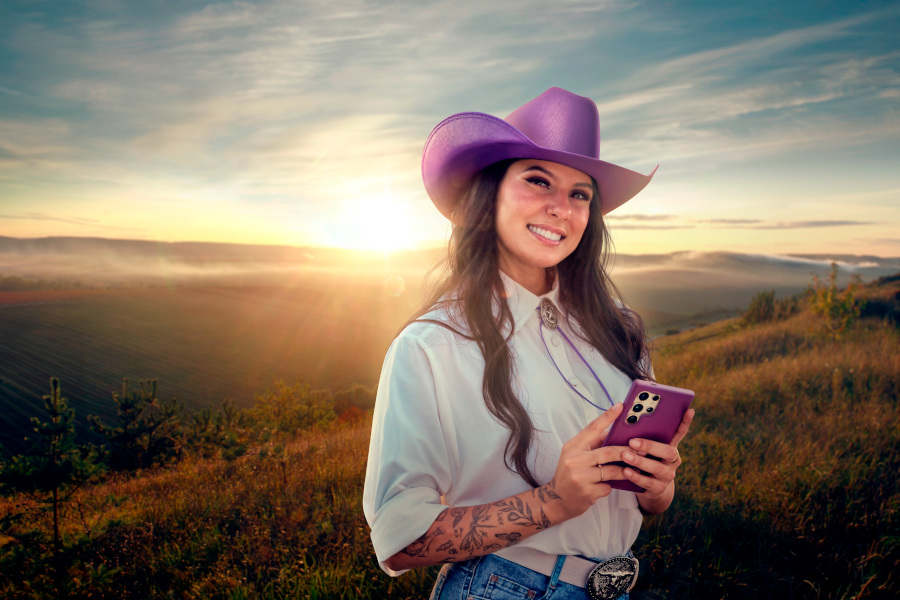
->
[399, 480, 563, 565]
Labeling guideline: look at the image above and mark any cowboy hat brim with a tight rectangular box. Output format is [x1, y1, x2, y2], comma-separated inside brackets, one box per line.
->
[422, 111, 657, 220]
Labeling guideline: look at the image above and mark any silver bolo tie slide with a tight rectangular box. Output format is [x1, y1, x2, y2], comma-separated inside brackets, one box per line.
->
[539, 297, 558, 330]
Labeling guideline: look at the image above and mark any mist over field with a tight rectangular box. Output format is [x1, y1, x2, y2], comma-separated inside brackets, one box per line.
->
[0, 236, 897, 452]
[2, 236, 896, 300]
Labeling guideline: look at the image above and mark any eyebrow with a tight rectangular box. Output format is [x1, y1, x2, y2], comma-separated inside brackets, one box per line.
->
[521, 165, 593, 189]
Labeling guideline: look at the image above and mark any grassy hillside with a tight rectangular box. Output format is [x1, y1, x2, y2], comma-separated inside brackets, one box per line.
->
[1, 274, 898, 599]
[635, 274, 900, 598]
[0, 283, 422, 453]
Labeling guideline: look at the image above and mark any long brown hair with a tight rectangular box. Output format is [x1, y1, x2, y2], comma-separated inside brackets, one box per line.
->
[411, 159, 651, 487]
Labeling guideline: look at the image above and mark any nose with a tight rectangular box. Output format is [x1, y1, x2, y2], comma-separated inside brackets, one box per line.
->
[546, 191, 571, 220]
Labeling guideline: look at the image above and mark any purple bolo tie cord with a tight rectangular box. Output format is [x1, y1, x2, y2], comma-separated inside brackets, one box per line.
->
[536, 302, 614, 411]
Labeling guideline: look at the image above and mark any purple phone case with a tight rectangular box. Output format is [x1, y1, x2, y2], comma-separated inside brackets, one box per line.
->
[600, 379, 694, 493]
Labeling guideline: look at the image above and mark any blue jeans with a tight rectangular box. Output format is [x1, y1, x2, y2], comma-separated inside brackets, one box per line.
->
[429, 554, 629, 600]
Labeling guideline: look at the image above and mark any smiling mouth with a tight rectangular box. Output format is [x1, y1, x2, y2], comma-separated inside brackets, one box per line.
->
[528, 225, 563, 242]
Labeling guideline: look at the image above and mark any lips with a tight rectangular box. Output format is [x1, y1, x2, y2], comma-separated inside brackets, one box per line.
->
[527, 225, 563, 242]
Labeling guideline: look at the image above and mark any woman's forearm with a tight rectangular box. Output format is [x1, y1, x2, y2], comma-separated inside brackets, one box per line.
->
[385, 480, 570, 571]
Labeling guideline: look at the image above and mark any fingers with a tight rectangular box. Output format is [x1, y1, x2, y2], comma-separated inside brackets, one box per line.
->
[627, 437, 680, 464]
[566, 403, 623, 451]
[622, 408, 694, 496]
[670, 408, 695, 447]
[621, 449, 675, 496]
[627, 407, 695, 460]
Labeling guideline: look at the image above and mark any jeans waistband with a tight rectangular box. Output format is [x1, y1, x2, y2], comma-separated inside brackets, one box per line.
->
[493, 546, 602, 588]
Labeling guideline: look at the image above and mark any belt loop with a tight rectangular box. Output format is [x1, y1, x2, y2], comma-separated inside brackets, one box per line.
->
[548, 555, 566, 590]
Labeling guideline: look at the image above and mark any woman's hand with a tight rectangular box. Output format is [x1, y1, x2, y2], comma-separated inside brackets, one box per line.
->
[622, 407, 695, 514]
[549, 403, 629, 522]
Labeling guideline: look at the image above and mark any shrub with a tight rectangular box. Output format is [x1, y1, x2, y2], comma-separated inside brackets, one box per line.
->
[248, 379, 336, 433]
[742, 290, 800, 326]
[808, 263, 865, 340]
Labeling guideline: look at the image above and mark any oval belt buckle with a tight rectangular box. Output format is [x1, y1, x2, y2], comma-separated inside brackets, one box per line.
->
[586, 556, 639, 600]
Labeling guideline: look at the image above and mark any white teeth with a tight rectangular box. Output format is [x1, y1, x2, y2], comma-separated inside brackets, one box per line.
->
[528, 225, 562, 241]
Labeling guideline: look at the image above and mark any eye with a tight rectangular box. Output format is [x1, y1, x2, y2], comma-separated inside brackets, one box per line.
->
[526, 176, 550, 188]
[570, 189, 592, 201]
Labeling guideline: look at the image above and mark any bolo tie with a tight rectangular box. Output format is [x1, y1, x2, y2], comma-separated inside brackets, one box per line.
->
[537, 298, 614, 411]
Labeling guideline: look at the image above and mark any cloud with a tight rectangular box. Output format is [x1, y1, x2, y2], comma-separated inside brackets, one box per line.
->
[698, 219, 763, 225]
[605, 214, 678, 222]
[0, 212, 145, 233]
[0, 1, 896, 253]
[751, 220, 873, 229]
[610, 217, 875, 231]
[592, 8, 900, 168]
[697, 219, 873, 229]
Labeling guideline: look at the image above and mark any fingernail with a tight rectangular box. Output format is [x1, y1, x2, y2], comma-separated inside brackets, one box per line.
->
[623, 452, 635, 462]
[629, 439, 641, 449]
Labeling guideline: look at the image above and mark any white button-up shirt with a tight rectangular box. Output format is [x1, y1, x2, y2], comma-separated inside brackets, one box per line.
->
[363, 273, 642, 576]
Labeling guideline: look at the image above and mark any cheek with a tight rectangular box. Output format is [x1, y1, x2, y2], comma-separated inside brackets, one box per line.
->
[570, 207, 591, 242]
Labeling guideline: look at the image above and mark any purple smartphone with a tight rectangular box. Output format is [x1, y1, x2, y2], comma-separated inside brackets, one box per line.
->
[600, 379, 694, 493]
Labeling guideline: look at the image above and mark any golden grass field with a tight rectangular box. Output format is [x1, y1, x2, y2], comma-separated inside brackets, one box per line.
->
[1, 272, 898, 599]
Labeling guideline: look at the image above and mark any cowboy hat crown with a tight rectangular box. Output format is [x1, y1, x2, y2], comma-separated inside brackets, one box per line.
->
[422, 87, 657, 220]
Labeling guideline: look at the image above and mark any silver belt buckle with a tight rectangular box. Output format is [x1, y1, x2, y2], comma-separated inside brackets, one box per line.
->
[586, 556, 639, 600]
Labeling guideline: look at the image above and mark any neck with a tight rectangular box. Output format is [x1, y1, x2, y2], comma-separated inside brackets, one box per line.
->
[500, 266, 553, 296]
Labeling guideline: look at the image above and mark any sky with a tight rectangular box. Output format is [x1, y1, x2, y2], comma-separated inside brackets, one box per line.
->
[0, 0, 898, 256]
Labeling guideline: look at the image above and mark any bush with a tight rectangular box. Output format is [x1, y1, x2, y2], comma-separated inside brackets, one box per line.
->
[808, 263, 865, 340]
[248, 379, 336, 433]
[742, 290, 800, 326]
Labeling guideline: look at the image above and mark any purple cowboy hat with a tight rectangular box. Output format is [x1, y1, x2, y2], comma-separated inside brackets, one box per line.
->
[422, 87, 657, 220]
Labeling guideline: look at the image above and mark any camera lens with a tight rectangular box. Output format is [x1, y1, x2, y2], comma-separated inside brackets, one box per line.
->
[632, 403, 644, 413]
[627, 415, 638, 424]
[646, 407, 654, 413]
[639, 392, 649, 401]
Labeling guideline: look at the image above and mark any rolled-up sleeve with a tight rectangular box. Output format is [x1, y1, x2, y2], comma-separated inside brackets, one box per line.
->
[363, 332, 453, 575]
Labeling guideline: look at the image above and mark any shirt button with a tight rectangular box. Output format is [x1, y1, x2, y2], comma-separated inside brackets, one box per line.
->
[550, 335, 561, 346]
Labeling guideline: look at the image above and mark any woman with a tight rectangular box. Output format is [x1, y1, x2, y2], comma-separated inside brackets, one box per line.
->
[363, 88, 694, 600]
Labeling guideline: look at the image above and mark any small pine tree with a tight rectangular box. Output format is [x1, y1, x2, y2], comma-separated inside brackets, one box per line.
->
[0, 377, 103, 596]
[89, 379, 182, 471]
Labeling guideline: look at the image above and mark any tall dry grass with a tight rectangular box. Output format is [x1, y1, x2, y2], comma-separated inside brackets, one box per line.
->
[638, 300, 900, 599]
[1, 423, 438, 599]
[3, 278, 898, 599]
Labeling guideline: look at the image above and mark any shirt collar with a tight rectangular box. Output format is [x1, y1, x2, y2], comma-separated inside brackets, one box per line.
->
[498, 270, 561, 336]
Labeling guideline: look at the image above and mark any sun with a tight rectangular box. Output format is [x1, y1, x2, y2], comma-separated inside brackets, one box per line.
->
[327, 193, 415, 252]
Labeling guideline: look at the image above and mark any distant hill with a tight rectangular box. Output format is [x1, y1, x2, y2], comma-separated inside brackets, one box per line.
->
[1, 235, 896, 299]
[1, 235, 897, 453]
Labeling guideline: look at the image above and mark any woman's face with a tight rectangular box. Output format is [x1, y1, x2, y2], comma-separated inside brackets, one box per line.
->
[494, 159, 593, 294]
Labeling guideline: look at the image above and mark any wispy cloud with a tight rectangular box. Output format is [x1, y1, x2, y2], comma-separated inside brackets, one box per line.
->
[606, 214, 678, 222]
[0, 1, 896, 254]
[0, 212, 145, 233]
[610, 217, 874, 230]
[748, 220, 874, 229]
